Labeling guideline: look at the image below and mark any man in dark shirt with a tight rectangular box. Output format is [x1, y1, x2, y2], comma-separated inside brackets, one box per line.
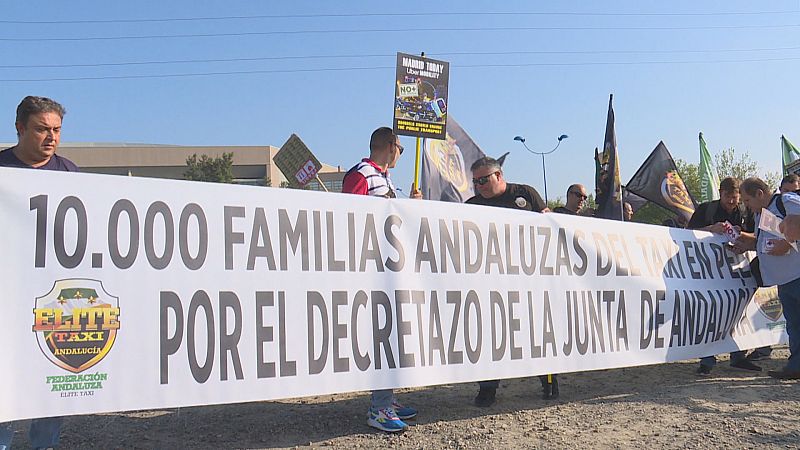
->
[687, 177, 751, 233]
[687, 177, 761, 375]
[466, 157, 549, 212]
[465, 156, 559, 406]
[0, 96, 77, 171]
[553, 184, 587, 215]
[0, 96, 76, 450]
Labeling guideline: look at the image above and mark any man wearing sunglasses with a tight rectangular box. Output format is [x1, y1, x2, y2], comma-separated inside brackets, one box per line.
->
[341, 126, 420, 433]
[343, 127, 417, 199]
[553, 184, 588, 215]
[465, 156, 559, 406]
[466, 156, 549, 213]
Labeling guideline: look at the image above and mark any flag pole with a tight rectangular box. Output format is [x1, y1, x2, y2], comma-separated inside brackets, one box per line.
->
[413, 137, 422, 191]
[412, 51, 425, 192]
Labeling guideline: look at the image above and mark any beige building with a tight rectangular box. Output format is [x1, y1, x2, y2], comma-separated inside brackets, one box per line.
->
[4, 142, 347, 191]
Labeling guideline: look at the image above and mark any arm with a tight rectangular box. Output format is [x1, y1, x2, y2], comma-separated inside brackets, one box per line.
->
[732, 232, 757, 252]
[701, 222, 729, 235]
[527, 186, 548, 213]
[772, 195, 800, 253]
[767, 239, 793, 256]
[341, 172, 368, 195]
[780, 215, 800, 242]
[686, 206, 704, 230]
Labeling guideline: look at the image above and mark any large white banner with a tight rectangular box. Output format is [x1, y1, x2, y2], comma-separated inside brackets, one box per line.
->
[0, 167, 786, 422]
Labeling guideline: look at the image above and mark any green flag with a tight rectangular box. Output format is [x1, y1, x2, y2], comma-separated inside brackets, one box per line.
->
[698, 132, 720, 203]
[782, 135, 800, 175]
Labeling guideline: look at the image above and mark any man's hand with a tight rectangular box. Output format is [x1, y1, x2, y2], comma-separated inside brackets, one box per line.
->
[733, 232, 757, 253]
[705, 222, 727, 234]
[409, 186, 423, 200]
[767, 239, 793, 256]
[780, 215, 800, 242]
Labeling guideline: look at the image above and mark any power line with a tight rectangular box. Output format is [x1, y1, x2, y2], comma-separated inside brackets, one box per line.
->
[4, 55, 800, 82]
[3, 45, 800, 69]
[1, 23, 799, 42]
[0, 10, 796, 24]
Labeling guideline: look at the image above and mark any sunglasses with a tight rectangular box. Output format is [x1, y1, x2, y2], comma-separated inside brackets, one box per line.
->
[395, 143, 404, 155]
[472, 172, 499, 186]
[570, 191, 588, 200]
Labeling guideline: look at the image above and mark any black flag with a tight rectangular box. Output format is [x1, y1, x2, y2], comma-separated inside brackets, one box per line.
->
[595, 94, 622, 219]
[625, 141, 697, 220]
[421, 118, 486, 202]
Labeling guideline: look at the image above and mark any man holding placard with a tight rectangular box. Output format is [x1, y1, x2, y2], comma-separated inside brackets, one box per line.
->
[342, 126, 420, 432]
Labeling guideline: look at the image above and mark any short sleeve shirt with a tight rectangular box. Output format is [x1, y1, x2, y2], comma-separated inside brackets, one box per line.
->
[466, 183, 547, 212]
[0, 147, 79, 172]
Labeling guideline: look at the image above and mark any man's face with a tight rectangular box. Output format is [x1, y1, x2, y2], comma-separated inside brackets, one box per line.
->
[16, 112, 62, 166]
[566, 185, 588, 211]
[781, 180, 800, 193]
[719, 189, 740, 213]
[741, 189, 768, 213]
[623, 203, 634, 220]
[471, 166, 504, 199]
[387, 136, 403, 169]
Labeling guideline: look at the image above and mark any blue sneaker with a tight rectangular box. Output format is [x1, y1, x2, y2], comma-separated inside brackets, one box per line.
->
[367, 407, 407, 432]
[392, 400, 417, 420]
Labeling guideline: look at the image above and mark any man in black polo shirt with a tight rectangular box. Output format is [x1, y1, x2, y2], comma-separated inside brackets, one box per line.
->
[465, 156, 559, 406]
[0, 96, 76, 450]
[553, 184, 587, 215]
[687, 177, 761, 375]
[466, 156, 549, 212]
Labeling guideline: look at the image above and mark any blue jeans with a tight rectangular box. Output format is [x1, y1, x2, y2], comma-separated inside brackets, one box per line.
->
[370, 389, 394, 410]
[778, 277, 800, 372]
[0, 417, 63, 449]
[700, 351, 747, 368]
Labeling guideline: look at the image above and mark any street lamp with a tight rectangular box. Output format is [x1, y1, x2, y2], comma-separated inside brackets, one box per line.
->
[513, 134, 568, 203]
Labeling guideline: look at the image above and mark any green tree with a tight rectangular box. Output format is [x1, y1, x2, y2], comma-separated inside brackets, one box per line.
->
[714, 147, 758, 182]
[547, 197, 565, 211]
[184, 153, 235, 183]
[714, 147, 781, 189]
[631, 201, 671, 226]
[675, 158, 701, 200]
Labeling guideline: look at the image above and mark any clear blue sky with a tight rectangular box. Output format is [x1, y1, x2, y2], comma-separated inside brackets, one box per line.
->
[2, 1, 799, 200]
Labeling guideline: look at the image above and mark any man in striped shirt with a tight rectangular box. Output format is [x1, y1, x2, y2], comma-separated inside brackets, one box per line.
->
[342, 126, 420, 432]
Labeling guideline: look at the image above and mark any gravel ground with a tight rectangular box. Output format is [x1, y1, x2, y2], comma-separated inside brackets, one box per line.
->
[9, 348, 800, 449]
